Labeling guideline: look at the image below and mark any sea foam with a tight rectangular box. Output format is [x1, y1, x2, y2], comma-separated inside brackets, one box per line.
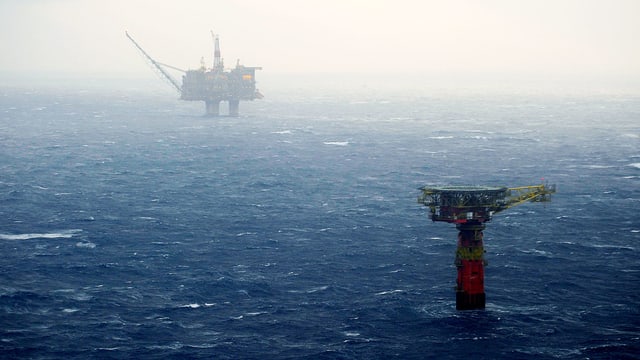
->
[0, 229, 82, 240]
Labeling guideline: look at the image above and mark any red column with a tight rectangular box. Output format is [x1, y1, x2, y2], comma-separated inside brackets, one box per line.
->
[455, 222, 486, 310]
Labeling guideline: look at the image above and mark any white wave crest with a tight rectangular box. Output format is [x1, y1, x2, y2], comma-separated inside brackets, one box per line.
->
[584, 164, 614, 169]
[628, 163, 640, 169]
[179, 303, 216, 309]
[76, 241, 96, 249]
[181, 303, 202, 309]
[375, 289, 405, 296]
[288, 285, 329, 294]
[323, 141, 349, 146]
[0, 229, 83, 240]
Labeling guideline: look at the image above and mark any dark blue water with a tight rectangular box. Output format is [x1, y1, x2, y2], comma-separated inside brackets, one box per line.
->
[1, 86, 639, 359]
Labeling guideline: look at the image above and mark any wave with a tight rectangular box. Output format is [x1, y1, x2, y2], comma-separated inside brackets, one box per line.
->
[375, 289, 405, 296]
[0, 229, 82, 240]
[323, 141, 349, 146]
[288, 285, 329, 294]
[76, 241, 96, 249]
[178, 303, 216, 309]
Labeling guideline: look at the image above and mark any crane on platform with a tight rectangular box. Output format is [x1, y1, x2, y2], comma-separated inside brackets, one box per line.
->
[125, 31, 182, 94]
[418, 183, 556, 310]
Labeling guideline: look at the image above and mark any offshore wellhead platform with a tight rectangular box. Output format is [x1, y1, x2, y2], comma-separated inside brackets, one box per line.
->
[418, 183, 556, 310]
[126, 31, 262, 117]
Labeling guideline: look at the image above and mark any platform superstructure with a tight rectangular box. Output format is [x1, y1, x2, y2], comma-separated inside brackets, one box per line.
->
[126, 31, 262, 116]
[418, 183, 556, 310]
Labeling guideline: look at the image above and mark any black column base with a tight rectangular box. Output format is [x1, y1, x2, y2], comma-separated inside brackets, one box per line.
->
[456, 292, 486, 310]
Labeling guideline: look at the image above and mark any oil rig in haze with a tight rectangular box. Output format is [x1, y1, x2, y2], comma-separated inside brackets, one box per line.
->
[126, 31, 262, 116]
[418, 183, 555, 310]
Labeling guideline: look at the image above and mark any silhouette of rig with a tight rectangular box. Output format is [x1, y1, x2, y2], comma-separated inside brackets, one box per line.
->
[127, 31, 262, 117]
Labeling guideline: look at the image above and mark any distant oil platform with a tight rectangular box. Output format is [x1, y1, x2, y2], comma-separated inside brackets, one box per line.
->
[126, 31, 262, 116]
[418, 183, 555, 310]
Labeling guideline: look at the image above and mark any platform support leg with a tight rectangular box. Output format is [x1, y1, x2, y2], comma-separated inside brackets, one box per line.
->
[229, 100, 240, 117]
[455, 222, 486, 310]
[205, 100, 220, 117]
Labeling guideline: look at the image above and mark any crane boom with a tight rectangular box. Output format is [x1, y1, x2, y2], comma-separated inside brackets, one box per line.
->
[501, 184, 556, 212]
[125, 31, 182, 94]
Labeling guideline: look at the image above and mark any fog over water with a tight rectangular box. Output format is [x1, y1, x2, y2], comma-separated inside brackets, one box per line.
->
[1, 0, 639, 94]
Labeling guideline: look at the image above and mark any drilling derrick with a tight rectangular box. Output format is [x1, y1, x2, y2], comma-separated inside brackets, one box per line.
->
[126, 31, 262, 117]
[418, 183, 556, 310]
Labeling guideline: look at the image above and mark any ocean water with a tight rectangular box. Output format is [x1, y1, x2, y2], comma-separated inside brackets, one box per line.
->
[1, 86, 638, 359]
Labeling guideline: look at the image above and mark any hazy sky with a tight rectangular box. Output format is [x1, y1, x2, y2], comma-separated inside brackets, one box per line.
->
[1, 0, 639, 88]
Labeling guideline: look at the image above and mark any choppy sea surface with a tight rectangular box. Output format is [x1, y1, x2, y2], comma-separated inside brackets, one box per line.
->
[1, 86, 639, 359]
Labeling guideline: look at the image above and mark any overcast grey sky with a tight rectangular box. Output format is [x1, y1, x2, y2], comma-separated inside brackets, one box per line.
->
[1, 0, 639, 90]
